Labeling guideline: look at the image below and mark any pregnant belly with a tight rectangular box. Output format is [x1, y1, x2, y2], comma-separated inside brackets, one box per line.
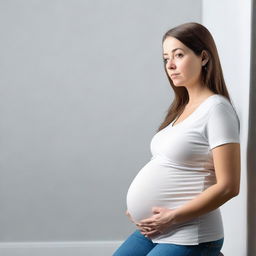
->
[126, 158, 205, 222]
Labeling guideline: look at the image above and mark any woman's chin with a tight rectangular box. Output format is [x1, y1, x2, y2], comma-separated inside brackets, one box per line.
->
[171, 79, 184, 87]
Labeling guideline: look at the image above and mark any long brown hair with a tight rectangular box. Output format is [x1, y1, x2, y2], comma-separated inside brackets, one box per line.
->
[157, 22, 232, 132]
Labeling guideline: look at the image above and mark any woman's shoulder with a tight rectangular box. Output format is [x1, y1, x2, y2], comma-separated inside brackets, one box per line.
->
[207, 94, 237, 115]
[199, 94, 240, 129]
[206, 94, 240, 129]
[203, 94, 240, 148]
[210, 94, 231, 105]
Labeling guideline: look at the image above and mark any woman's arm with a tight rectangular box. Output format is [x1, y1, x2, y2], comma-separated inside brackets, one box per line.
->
[173, 142, 240, 223]
[139, 143, 240, 235]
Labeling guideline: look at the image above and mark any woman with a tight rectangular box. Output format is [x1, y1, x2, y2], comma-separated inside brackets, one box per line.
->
[113, 22, 240, 256]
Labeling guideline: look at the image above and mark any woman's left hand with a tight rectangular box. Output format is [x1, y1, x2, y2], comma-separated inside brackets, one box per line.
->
[137, 207, 176, 238]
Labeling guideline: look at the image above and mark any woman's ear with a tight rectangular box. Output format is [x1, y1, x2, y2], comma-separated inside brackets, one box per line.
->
[201, 50, 209, 66]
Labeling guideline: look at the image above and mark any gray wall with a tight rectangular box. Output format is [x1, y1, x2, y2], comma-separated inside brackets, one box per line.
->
[247, 0, 256, 255]
[0, 0, 202, 246]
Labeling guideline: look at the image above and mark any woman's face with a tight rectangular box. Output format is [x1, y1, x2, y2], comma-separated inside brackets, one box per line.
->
[162, 36, 204, 88]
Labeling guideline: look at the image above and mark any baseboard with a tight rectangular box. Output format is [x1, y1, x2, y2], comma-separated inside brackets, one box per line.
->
[0, 241, 123, 256]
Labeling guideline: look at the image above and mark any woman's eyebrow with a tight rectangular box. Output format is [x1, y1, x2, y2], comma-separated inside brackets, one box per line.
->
[163, 48, 184, 56]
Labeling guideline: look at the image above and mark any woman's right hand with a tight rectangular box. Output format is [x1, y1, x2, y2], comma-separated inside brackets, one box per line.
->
[125, 210, 136, 224]
[125, 210, 154, 235]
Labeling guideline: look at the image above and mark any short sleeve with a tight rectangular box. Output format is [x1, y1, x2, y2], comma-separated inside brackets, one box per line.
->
[204, 103, 240, 150]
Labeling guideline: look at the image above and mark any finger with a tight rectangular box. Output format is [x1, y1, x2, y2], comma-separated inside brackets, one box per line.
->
[145, 229, 162, 237]
[140, 231, 148, 236]
[139, 224, 156, 232]
[139, 219, 155, 225]
[125, 210, 131, 217]
[139, 229, 149, 235]
[136, 225, 149, 233]
[139, 222, 156, 228]
[126, 213, 136, 224]
[140, 228, 155, 235]
[125, 211, 134, 220]
[143, 227, 153, 232]
[140, 217, 154, 222]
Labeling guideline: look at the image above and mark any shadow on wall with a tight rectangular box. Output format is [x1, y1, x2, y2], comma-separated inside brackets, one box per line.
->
[247, 0, 256, 255]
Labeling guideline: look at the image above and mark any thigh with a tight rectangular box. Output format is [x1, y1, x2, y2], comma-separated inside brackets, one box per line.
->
[146, 238, 224, 256]
[200, 238, 224, 256]
[146, 243, 201, 256]
[112, 229, 157, 256]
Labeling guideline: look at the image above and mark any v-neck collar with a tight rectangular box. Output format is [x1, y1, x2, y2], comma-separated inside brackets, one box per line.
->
[171, 94, 219, 128]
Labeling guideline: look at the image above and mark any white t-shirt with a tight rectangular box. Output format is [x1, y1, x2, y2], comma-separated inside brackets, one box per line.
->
[126, 94, 240, 245]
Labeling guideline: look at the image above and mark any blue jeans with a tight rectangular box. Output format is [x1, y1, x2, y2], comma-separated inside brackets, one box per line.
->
[113, 229, 224, 256]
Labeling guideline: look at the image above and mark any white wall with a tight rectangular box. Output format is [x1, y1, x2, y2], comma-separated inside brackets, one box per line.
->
[202, 0, 251, 255]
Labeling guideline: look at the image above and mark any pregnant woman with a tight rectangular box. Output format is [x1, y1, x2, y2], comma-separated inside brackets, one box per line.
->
[113, 22, 240, 256]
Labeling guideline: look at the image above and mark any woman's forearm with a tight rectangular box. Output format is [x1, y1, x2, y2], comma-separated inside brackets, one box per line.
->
[172, 184, 239, 225]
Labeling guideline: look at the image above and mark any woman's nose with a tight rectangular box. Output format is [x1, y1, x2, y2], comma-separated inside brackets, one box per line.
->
[167, 59, 176, 69]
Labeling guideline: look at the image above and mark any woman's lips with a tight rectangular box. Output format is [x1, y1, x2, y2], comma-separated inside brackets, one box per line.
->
[171, 73, 180, 79]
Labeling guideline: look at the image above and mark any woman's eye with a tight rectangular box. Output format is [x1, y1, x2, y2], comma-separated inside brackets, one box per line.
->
[163, 53, 183, 63]
[175, 53, 183, 58]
